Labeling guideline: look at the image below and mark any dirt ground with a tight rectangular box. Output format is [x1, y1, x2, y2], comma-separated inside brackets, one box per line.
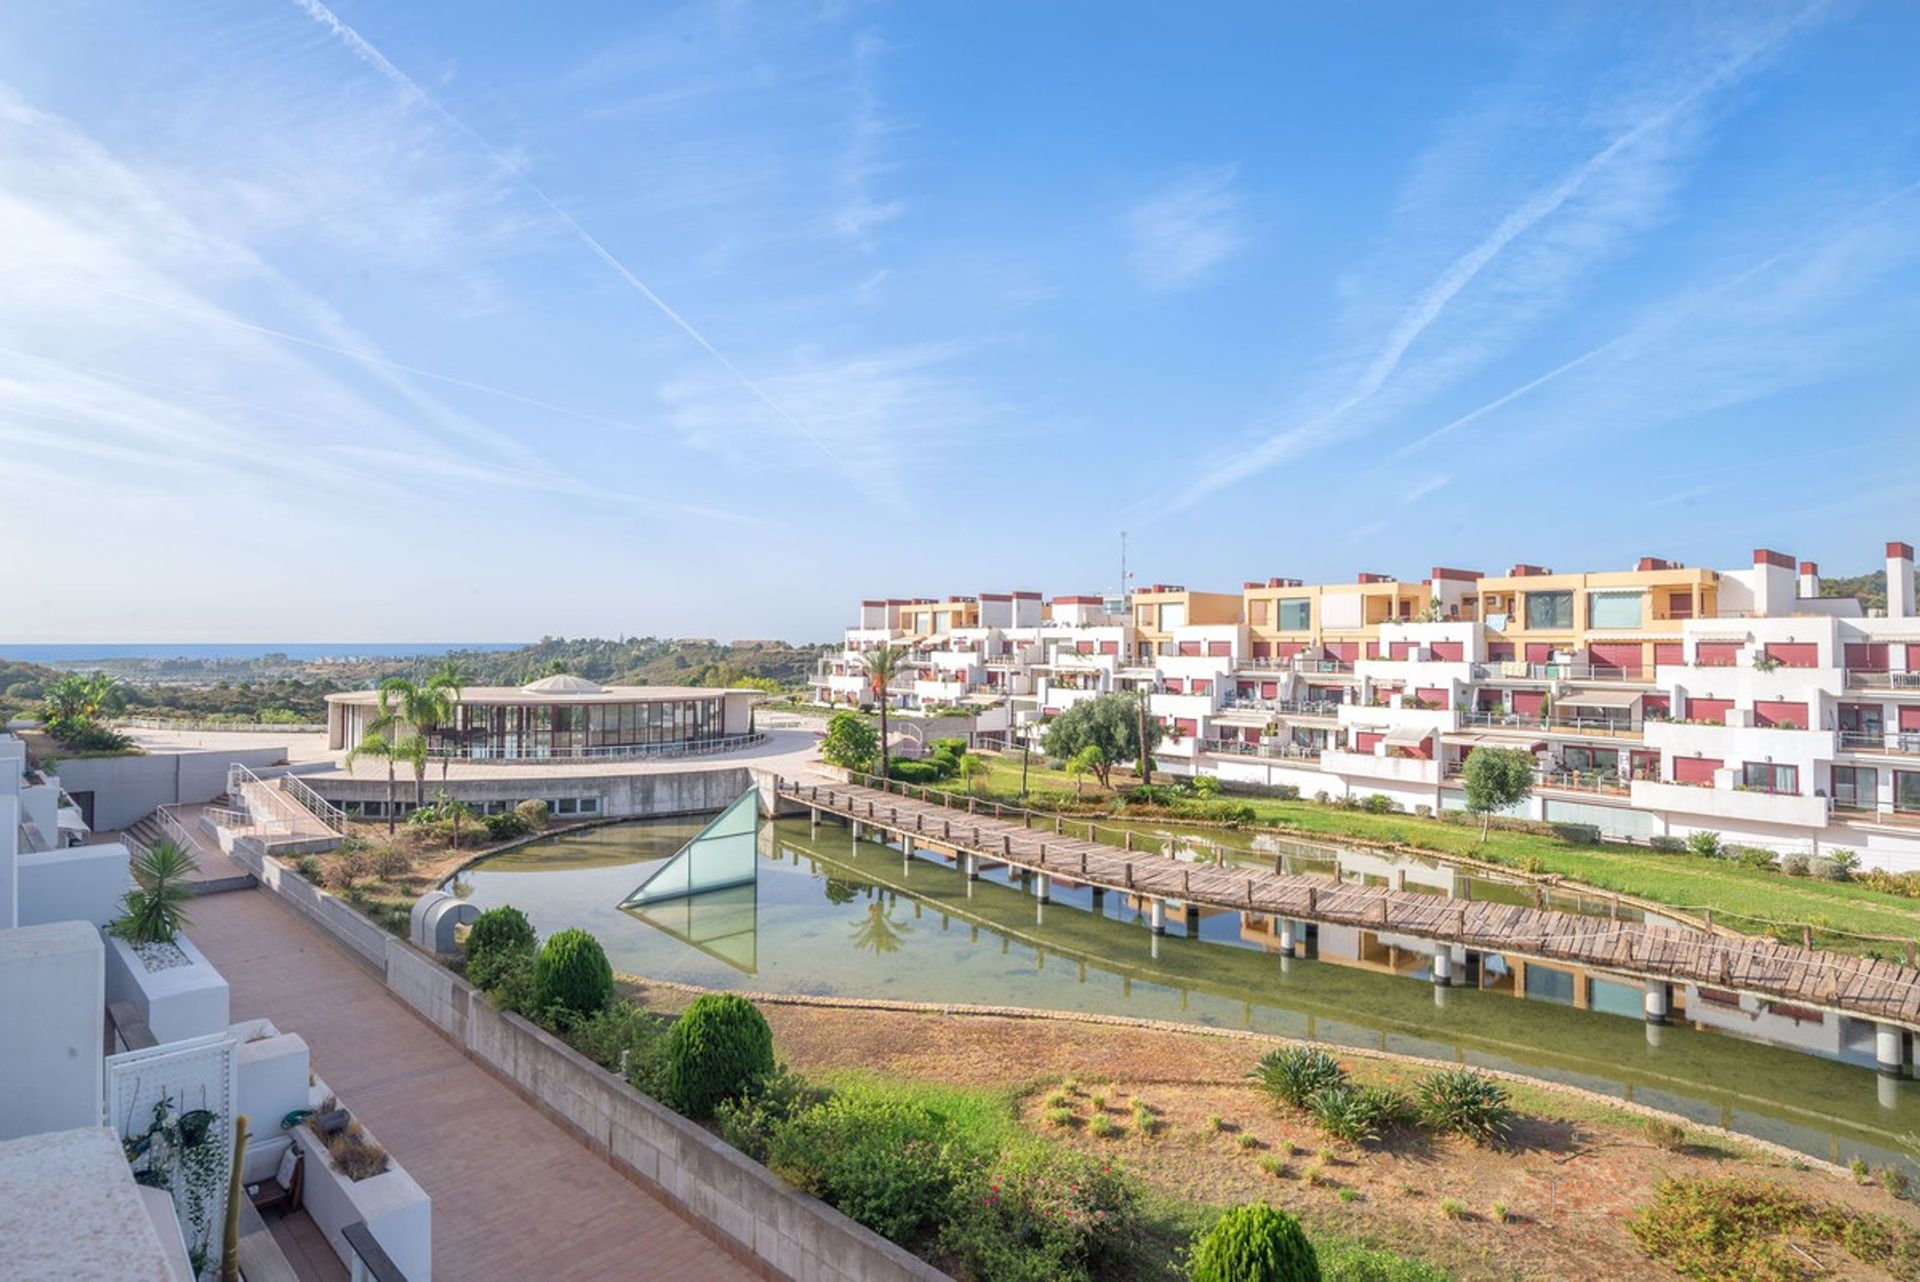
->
[699, 998, 1920, 1282]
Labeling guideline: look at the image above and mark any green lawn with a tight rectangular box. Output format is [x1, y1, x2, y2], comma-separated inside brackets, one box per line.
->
[940, 753, 1920, 946]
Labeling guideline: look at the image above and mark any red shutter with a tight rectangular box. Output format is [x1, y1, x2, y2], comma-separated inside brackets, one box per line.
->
[1099, 640, 1118, 655]
[1688, 698, 1733, 725]
[1673, 756, 1721, 784]
[1909, 644, 1920, 671]
[1697, 642, 1741, 666]
[1416, 686, 1450, 710]
[1844, 643, 1888, 671]
[1389, 641, 1416, 660]
[1900, 707, 1920, 732]
[1325, 642, 1359, 662]
[1366, 641, 1382, 659]
[1589, 642, 1643, 677]
[1765, 643, 1818, 669]
[1260, 681, 1279, 699]
[1273, 643, 1304, 660]
[1486, 641, 1515, 661]
[1354, 731, 1384, 753]
[1208, 640, 1231, 657]
[1430, 641, 1464, 661]
[1191, 679, 1212, 696]
[1076, 640, 1093, 654]
[1526, 643, 1554, 663]
[1643, 694, 1671, 718]
[1512, 691, 1544, 716]
[1164, 678, 1184, 694]
[1752, 700, 1808, 728]
[1654, 643, 1684, 667]
[1237, 682, 1254, 696]
[1175, 718, 1198, 736]
[1252, 641, 1272, 659]
[1178, 641, 1201, 657]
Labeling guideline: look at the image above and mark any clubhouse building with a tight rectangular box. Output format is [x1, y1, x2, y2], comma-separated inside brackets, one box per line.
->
[325, 675, 760, 762]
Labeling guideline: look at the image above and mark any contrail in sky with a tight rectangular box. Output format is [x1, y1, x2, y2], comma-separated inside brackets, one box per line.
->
[290, 0, 850, 473]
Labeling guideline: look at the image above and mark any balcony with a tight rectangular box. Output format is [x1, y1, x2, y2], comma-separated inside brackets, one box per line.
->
[1840, 730, 1920, 756]
[1456, 710, 1641, 739]
[1848, 670, 1920, 691]
[1201, 738, 1322, 761]
[1629, 779, 1832, 828]
[1532, 768, 1634, 798]
[1292, 658, 1356, 675]
[1478, 661, 1647, 682]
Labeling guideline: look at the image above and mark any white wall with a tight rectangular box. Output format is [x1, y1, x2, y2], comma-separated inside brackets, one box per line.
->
[16, 843, 129, 928]
[104, 933, 231, 1046]
[0, 922, 105, 1140]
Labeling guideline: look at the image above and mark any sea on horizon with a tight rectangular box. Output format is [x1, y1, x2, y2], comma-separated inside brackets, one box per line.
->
[0, 642, 526, 663]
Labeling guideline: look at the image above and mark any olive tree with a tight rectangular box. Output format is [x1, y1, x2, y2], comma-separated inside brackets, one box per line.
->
[1461, 746, 1535, 842]
[1042, 692, 1161, 790]
[818, 710, 878, 774]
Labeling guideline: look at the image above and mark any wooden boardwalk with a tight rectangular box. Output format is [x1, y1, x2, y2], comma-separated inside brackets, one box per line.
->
[782, 780, 1920, 1031]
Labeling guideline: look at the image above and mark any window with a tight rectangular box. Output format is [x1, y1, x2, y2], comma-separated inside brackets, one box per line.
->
[1207, 640, 1231, 657]
[1587, 590, 1644, 629]
[1741, 762, 1798, 794]
[1832, 766, 1877, 809]
[1524, 964, 1577, 1006]
[579, 796, 601, 814]
[1525, 591, 1573, 629]
[1276, 599, 1311, 630]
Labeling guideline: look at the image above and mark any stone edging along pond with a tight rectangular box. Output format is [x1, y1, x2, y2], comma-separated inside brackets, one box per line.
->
[621, 972, 1858, 1181]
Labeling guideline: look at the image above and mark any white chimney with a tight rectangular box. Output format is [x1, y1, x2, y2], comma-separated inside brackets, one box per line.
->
[1890, 542, 1916, 619]
[1751, 548, 1796, 618]
[1797, 561, 1820, 600]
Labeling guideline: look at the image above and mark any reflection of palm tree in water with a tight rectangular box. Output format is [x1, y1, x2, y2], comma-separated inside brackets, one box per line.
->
[823, 877, 864, 906]
[851, 900, 911, 955]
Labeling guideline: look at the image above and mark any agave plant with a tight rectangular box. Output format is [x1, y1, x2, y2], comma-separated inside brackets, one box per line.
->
[1249, 1045, 1347, 1110]
[111, 839, 200, 945]
[1416, 1067, 1513, 1146]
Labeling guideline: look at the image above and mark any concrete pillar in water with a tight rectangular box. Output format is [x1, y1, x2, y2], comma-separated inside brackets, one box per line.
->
[1877, 1024, 1905, 1078]
[1645, 1021, 1664, 1049]
[1036, 901, 1046, 927]
[964, 852, 980, 880]
[1278, 920, 1296, 953]
[902, 836, 915, 859]
[1643, 981, 1669, 1025]
[1432, 983, 1448, 1010]
[850, 819, 861, 843]
[1881, 1073, 1903, 1111]
[1150, 898, 1167, 935]
[1432, 949, 1454, 986]
[810, 807, 818, 837]
[1035, 872, 1051, 903]
[1150, 931, 1161, 961]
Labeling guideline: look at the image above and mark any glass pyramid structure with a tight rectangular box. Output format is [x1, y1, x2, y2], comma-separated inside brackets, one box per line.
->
[619, 786, 760, 907]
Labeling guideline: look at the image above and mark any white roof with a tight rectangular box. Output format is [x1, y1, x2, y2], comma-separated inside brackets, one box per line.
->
[1383, 724, 1433, 748]
[1560, 689, 1642, 710]
[522, 674, 605, 694]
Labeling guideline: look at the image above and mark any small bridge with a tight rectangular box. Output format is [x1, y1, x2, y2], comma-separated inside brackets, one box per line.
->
[778, 778, 1920, 1068]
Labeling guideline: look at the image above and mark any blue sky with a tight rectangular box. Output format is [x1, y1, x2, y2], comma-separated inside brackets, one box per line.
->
[2, 1, 1917, 643]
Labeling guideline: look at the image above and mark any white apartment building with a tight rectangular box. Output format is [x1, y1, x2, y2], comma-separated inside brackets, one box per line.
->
[819, 540, 1920, 870]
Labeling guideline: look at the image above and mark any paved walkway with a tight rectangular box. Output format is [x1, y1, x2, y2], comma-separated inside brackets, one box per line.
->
[187, 891, 763, 1282]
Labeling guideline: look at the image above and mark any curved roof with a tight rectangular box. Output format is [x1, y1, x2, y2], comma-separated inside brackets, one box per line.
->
[520, 674, 606, 695]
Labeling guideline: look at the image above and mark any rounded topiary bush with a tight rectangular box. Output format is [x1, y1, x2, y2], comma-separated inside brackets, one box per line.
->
[666, 993, 775, 1117]
[533, 928, 613, 1018]
[1188, 1203, 1320, 1282]
[463, 905, 536, 987]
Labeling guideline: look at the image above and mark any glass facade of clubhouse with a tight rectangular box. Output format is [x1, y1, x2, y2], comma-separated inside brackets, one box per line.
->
[325, 675, 757, 761]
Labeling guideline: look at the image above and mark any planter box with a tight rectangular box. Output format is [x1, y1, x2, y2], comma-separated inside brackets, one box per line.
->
[294, 1080, 432, 1282]
[103, 933, 229, 1046]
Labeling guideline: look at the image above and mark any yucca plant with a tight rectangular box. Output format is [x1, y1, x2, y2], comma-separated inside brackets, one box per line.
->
[1416, 1068, 1513, 1146]
[111, 839, 199, 944]
[1250, 1046, 1347, 1111]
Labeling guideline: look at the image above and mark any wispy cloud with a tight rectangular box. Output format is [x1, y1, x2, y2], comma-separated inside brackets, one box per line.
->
[1152, 5, 1828, 516]
[830, 31, 904, 248]
[1126, 166, 1248, 292]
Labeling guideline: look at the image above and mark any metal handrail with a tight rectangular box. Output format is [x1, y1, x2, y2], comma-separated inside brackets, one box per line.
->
[280, 773, 348, 829]
[154, 804, 200, 849]
[424, 731, 768, 763]
[1848, 671, 1920, 689]
[341, 1222, 407, 1282]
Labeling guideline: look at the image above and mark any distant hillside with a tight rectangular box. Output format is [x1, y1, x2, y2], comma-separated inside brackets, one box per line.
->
[433, 637, 830, 691]
[1819, 568, 1917, 614]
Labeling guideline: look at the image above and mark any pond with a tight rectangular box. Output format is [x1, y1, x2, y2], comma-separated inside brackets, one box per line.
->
[454, 815, 1920, 1170]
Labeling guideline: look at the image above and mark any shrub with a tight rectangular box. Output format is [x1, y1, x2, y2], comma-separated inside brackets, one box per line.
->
[1781, 853, 1811, 877]
[1362, 794, 1395, 815]
[942, 1142, 1143, 1282]
[1645, 1117, 1689, 1151]
[766, 1095, 972, 1243]
[1649, 835, 1687, 853]
[1236, 1131, 1261, 1149]
[1252, 1046, 1348, 1110]
[1490, 1201, 1509, 1223]
[715, 1063, 824, 1161]
[1732, 846, 1777, 871]
[1309, 1084, 1412, 1145]
[1810, 857, 1845, 882]
[1274, 785, 1301, 801]
[1089, 1114, 1119, 1139]
[532, 928, 613, 1020]
[1686, 830, 1723, 859]
[321, 846, 374, 895]
[889, 759, 945, 785]
[1438, 1197, 1470, 1220]
[665, 993, 775, 1118]
[1630, 1177, 1920, 1282]
[1831, 849, 1861, 880]
[1258, 1155, 1291, 1179]
[1550, 822, 1601, 845]
[371, 845, 412, 879]
[514, 798, 551, 827]
[482, 809, 535, 840]
[1043, 1106, 1075, 1128]
[569, 1000, 672, 1082]
[1189, 775, 1223, 798]
[1415, 1068, 1512, 1146]
[1880, 1165, 1910, 1199]
[463, 905, 536, 988]
[294, 854, 322, 880]
[1313, 791, 1332, 806]
[1186, 1203, 1320, 1282]
[1413, 804, 1432, 819]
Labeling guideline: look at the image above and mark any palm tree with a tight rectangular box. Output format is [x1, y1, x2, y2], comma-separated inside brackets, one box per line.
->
[425, 660, 471, 790]
[110, 840, 199, 944]
[860, 645, 905, 781]
[378, 677, 450, 807]
[1066, 745, 1105, 798]
[346, 729, 403, 835]
[956, 751, 989, 797]
[850, 900, 910, 955]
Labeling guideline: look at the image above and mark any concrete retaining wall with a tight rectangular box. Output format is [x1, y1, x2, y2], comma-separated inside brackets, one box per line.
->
[59, 747, 289, 831]
[307, 765, 760, 823]
[249, 858, 948, 1282]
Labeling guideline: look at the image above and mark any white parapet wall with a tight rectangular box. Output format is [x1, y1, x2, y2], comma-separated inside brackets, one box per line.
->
[16, 843, 130, 929]
[103, 932, 231, 1047]
[0, 922, 105, 1140]
[294, 1077, 432, 1282]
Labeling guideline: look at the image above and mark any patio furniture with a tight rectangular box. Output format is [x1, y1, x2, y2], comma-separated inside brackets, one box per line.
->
[247, 1141, 304, 1218]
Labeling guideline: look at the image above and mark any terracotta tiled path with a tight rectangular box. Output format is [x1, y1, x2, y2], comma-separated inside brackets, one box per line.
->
[189, 890, 763, 1282]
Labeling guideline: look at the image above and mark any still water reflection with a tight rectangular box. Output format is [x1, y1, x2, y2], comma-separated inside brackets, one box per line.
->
[457, 816, 1920, 1169]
